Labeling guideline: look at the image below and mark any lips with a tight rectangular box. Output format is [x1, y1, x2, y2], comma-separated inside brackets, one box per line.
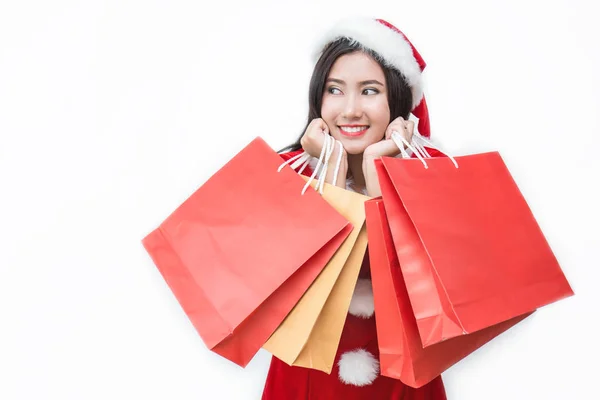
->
[339, 125, 369, 137]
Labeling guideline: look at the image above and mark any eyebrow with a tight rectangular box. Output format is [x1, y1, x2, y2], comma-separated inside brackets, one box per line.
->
[326, 78, 384, 86]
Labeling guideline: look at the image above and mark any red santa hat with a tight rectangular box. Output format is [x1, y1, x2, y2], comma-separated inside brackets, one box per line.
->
[312, 17, 431, 138]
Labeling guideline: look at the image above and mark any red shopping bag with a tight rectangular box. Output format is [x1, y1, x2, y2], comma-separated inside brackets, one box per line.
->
[366, 198, 530, 387]
[375, 151, 574, 348]
[142, 137, 352, 366]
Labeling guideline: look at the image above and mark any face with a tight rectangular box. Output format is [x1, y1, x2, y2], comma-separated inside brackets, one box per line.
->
[321, 51, 391, 155]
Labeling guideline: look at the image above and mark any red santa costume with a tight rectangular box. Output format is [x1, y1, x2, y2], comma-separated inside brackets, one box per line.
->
[262, 17, 448, 400]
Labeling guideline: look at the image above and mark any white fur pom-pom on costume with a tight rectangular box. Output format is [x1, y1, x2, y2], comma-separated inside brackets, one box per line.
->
[348, 278, 375, 318]
[338, 349, 380, 386]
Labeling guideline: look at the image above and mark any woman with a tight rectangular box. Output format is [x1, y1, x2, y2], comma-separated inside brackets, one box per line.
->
[262, 17, 448, 399]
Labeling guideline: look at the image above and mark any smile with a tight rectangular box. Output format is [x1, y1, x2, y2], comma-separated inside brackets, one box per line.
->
[339, 125, 369, 137]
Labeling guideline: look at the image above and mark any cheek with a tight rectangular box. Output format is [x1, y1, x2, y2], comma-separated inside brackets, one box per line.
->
[321, 99, 346, 140]
[365, 100, 390, 134]
[320, 97, 338, 123]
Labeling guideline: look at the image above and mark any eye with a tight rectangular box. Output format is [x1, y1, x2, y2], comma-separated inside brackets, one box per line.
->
[363, 88, 380, 95]
[327, 86, 342, 95]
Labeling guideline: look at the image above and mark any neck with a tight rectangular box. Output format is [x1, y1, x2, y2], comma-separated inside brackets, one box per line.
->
[347, 153, 366, 189]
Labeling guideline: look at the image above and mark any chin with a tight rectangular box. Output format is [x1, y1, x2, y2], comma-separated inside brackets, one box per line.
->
[342, 142, 368, 155]
[345, 146, 369, 155]
[337, 139, 376, 156]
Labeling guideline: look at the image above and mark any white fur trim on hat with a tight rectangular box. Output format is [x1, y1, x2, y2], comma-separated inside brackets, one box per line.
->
[348, 278, 375, 318]
[338, 349, 380, 386]
[313, 17, 424, 109]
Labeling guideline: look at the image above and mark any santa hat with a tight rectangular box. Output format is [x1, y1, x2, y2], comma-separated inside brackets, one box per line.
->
[313, 17, 431, 138]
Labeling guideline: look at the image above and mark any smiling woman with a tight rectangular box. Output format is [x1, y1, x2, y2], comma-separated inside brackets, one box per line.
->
[265, 17, 448, 400]
[321, 52, 391, 154]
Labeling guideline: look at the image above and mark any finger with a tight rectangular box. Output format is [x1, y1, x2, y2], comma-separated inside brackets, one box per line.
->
[309, 118, 320, 128]
[386, 118, 404, 140]
[309, 119, 326, 138]
[398, 119, 408, 135]
[317, 118, 329, 135]
[382, 138, 404, 157]
[390, 126, 412, 150]
[405, 121, 414, 141]
[390, 123, 407, 138]
[398, 116, 407, 129]
[385, 125, 393, 140]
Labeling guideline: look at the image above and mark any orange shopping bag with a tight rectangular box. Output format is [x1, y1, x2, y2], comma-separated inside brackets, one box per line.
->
[263, 177, 370, 373]
[375, 150, 574, 348]
[142, 137, 352, 366]
[366, 198, 530, 387]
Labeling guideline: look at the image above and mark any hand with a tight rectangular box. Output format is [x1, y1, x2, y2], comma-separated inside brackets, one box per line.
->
[363, 116, 415, 160]
[362, 117, 414, 197]
[300, 118, 331, 158]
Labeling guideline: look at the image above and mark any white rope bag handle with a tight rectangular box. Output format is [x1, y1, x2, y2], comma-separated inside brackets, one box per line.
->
[278, 133, 345, 195]
[391, 131, 459, 169]
[391, 131, 428, 168]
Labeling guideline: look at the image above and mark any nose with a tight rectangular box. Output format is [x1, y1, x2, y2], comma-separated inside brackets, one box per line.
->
[342, 93, 363, 119]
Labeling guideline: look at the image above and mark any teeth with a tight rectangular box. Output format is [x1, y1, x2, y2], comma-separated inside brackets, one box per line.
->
[340, 126, 368, 133]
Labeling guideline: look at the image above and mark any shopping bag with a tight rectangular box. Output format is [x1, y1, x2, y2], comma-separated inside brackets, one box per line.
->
[263, 177, 370, 373]
[142, 137, 352, 366]
[375, 151, 574, 348]
[293, 224, 368, 373]
[366, 198, 530, 387]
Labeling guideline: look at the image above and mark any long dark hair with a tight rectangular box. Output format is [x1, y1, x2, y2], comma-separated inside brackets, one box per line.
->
[279, 37, 414, 153]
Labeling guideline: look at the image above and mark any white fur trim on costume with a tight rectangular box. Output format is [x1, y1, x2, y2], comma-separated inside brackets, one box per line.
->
[313, 17, 424, 108]
[338, 349, 380, 386]
[348, 278, 375, 318]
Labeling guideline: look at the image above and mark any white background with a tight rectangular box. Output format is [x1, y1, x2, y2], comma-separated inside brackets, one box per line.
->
[1, 1, 598, 399]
